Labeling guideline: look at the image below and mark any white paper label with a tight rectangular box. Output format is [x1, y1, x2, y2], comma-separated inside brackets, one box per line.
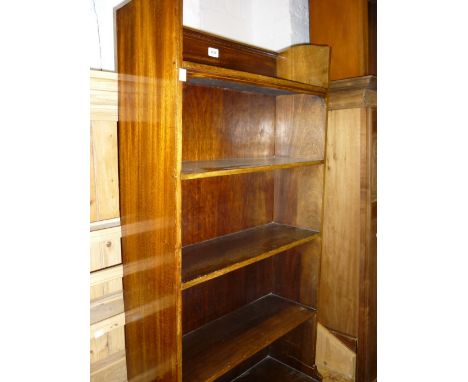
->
[208, 47, 219, 58]
[179, 68, 187, 82]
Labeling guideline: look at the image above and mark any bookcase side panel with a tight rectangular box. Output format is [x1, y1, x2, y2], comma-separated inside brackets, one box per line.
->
[116, 0, 183, 380]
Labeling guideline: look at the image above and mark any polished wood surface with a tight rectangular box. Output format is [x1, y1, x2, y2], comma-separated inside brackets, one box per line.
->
[277, 45, 330, 88]
[367, 1, 377, 76]
[182, 223, 319, 289]
[272, 42, 329, 378]
[183, 61, 327, 96]
[270, 319, 321, 379]
[275, 95, 326, 160]
[183, 295, 315, 382]
[274, 163, 324, 235]
[183, 260, 274, 334]
[182, 84, 275, 161]
[116, 0, 182, 380]
[233, 356, 318, 382]
[328, 76, 377, 111]
[183, 27, 277, 77]
[215, 350, 270, 382]
[320, 77, 377, 382]
[182, 173, 273, 246]
[329, 76, 376, 92]
[309, 0, 369, 80]
[274, 94, 326, 233]
[274, 236, 322, 308]
[356, 108, 377, 382]
[182, 157, 324, 180]
[320, 108, 361, 337]
[115, 8, 330, 379]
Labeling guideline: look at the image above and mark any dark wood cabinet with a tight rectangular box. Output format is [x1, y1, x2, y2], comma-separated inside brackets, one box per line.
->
[116, 1, 330, 380]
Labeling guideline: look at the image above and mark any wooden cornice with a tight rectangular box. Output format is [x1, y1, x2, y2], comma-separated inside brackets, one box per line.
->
[328, 75, 377, 110]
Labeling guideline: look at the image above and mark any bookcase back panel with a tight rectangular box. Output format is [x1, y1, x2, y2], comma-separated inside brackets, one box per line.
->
[274, 165, 324, 232]
[273, 236, 322, 309]
[270, 317, 319, 378]
[275, 94, 327, 160]
[183, 84, 276, 161]
[182, 173, 274, 246]
[182, 259, 274, 334]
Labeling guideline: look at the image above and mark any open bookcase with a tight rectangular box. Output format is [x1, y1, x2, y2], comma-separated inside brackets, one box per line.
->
[116, 1, 330, 381]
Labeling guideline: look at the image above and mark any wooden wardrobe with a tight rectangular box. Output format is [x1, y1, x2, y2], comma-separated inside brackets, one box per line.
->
[309, 1, 377, 381]
[114, 0, 330, 381]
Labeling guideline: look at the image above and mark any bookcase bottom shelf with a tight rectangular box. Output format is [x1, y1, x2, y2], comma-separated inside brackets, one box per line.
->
[183, 294, 315, 382]
[233, 356, 319, 382]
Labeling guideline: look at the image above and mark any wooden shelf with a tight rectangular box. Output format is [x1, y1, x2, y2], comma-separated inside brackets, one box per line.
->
[183, 61, 327, 97]
[182, 223, 318, 290]
[181, 157, 324, 180]
[233, 357, 318, 382]
[183, 294, 315, 382]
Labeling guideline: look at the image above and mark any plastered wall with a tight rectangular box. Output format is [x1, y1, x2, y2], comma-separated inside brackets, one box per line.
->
[90, 0, 309, 71]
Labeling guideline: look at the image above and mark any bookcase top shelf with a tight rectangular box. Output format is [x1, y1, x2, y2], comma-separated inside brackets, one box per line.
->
[182, 223, 319, 290]
[181, 157, 324, 180]
[182, 61, 328, 97]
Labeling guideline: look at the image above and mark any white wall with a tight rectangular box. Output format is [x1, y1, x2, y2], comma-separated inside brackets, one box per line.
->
[90, 0, 309, 71]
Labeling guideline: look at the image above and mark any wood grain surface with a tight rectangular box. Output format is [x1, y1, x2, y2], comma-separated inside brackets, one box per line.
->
[182, 173, 273, 246]
[320, 108, 361, 337]
[183, 295, 315, 382]
[182, 157, 324, 180]
[90, 325, 126, 366]
[274, 236, 322, 308]
[183, 61, 327, 96]
[277, 44, 330, 88]
[182, 260, 274, 335]
[183, 27, 277, 77]
[90, 226, 122, 272]
[182, 223, 318, 289]
[182, 84, 275, 162]
[91, 350, 128, 382]
[90, 70, 118, 122]
[116, 0, 183, 380]
[309, 0, 369, 80]
[90, 120, 120, 222]
[233, 356, 318, 382]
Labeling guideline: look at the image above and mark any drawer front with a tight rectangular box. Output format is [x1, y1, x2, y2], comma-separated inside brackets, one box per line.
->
[90, 325, 125, 365]
[90, 226, 122, 272]
[90, 350, 127, 382]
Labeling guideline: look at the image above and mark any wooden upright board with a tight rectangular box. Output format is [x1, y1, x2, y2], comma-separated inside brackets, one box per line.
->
[116, 0, 182, 380]
[319, 76, 377, 382]
[309, 0, 369, 80]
